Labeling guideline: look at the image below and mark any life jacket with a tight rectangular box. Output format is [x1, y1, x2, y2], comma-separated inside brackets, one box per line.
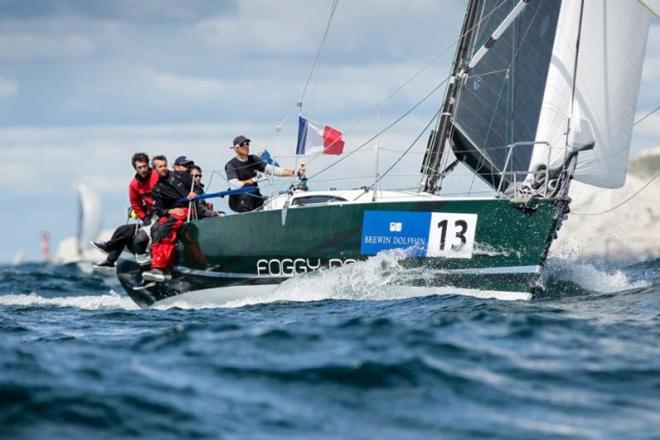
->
[129, 169, 159, 220]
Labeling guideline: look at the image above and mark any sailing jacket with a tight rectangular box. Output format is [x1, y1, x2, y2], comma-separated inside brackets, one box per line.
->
[225, 155, 267, 189]
[128, 169, 159, 220]
[152, 171, 202, 217]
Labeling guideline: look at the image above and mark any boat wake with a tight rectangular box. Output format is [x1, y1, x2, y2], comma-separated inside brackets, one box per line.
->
[0, 255, 651, 311]
[0, 290, 139, 310]
[154, 252, 655, 309]
[155, 250, 438, 309]
[538, 255, 651, 300]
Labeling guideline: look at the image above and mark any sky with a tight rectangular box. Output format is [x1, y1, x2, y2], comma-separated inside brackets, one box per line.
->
[0, 0, 658, 263]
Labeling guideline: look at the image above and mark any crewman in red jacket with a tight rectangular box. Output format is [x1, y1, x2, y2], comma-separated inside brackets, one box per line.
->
[141, 155, 201, 282]
[129, 152, 160, 222]
[92, 153, 159, 268]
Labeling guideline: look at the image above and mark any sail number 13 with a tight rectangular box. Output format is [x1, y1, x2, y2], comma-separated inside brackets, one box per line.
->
[426, 213, 478, 258]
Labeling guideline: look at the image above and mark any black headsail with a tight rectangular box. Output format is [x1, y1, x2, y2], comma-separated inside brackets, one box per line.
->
[422, 0, 562, 193]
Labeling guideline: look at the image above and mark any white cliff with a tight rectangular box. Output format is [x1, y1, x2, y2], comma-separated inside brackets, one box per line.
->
[552, 147, 660, 261]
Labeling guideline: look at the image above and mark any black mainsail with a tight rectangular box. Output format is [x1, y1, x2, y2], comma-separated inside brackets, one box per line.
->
[423, 0, 562, 192]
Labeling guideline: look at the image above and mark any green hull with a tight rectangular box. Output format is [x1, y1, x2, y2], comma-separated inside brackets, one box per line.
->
[117, 197, 564, 307]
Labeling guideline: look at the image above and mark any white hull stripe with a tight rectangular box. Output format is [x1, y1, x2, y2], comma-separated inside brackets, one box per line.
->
[173, 265, 283, 279]
[119, 254, 540, 279]
[172, 264, 541, 279]
[433, 265, 541, 275]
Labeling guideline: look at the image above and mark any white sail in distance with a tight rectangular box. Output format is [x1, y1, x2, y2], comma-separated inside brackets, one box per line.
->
[76, 184, 102, 254]
[530, 1, 651, 188]
[638, 0, 660, 17]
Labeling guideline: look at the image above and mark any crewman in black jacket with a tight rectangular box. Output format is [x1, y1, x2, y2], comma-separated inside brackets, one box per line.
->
[225, 135, 297, 212]
[142, 155, 202, 282]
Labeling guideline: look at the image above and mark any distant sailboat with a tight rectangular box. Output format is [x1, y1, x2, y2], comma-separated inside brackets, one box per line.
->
[53, 184, 112, 268]
[11, 250, 25, 266]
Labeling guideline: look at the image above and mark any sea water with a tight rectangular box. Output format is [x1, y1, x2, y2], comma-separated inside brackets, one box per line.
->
[1, 255, 659, 439]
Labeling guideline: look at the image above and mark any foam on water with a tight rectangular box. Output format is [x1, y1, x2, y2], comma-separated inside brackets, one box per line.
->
[156, 252, 650, 309]
[0, 290, 139, 310]
[155, 251, 414, 309]
[154, 251, 530, 309]
[544, 256, 649, 293]
[0, 253, 647, 312]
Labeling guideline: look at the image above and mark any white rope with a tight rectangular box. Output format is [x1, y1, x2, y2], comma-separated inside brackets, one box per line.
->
[369, 108, 441, 189]
[572, 170, 660, 216]
[346, 0, 413, 101]
[633, 105, 660, 126]
[303, 0, 510, 171]
[299, 0, 340, 108]
[308, 76, 449, 180]
[262, 101, 298, 150]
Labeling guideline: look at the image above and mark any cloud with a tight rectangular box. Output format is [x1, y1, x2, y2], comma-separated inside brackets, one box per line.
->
[0, 1, 459, 126]
[633, 112, 660, 137]
[0, 0, 236, 22]
[0, 76, 18, 98]
[0, 32, 95, 60]
[151, 71, 227, 99]
[192, 0, 462, 63]
[0, 116, 437, 196]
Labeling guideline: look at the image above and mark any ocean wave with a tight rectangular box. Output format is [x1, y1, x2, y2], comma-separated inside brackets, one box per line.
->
[0, 291, 138, 310]
[542, 257, 650, 295]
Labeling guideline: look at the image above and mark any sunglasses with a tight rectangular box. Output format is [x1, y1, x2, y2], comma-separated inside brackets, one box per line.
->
[239, 141, 250, 147]
[192, 174, 202, 178]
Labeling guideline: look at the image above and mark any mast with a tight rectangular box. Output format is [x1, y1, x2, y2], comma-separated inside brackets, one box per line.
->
[420, 0, 480, 194]
[426, 0, 562, 193]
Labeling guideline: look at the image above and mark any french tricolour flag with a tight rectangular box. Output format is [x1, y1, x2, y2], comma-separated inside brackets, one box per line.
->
[295, 116, 345, 156]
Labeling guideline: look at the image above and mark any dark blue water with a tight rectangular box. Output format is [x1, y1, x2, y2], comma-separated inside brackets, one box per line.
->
[1, 257, 659, 439]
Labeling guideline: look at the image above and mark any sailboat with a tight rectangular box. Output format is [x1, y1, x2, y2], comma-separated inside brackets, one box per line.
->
[53, 184, 112, 270]
[116, 0, 654, 307]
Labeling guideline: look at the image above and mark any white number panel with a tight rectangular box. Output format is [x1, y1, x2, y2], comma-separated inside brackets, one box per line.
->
[426, 213, 478, 259]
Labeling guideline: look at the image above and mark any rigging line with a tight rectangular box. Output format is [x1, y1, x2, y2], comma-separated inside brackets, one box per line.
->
[308, 76, 450, 181]
[465, 68, 510, 79]
[262, 101, 299, 148]
[334, 0, 511, 139]
[347, 0, 413, 101]
[205, 170, 227, 193]
[564, 0, 586, 161]
[637, 0, 660, 18]
[527, 101, 660, 166]
[305, 1, 510, 171]
[369, 108, 441, 189]
[299, 0, 340, 107]
[633, 104, 660, 126]
[303, 0, 510, 172]
[572, 170, 660, 216]
[373, 0, 509, 112]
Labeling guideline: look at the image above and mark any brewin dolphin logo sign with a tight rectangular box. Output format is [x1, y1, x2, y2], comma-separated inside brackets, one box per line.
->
[360, 210, 478, 259]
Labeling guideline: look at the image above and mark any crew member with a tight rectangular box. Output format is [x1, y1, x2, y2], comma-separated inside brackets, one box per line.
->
[191, 164, 222, 218]
[142, 155, 202, 282]
[92, 152, 159, 268]
[225, 135, 297, 212]
[173, 155, 194, 173]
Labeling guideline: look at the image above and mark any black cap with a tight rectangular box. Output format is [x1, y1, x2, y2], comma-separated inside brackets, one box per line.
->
[232, 135, 251, 148]
[174, 155, 194, 166]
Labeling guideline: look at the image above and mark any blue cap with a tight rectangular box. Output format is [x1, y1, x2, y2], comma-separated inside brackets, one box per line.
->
[174, 155, 194, 166]
[232, 135, 251, 148]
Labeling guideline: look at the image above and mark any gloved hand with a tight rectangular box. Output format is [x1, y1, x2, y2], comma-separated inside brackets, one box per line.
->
[141, 217, 152, 227]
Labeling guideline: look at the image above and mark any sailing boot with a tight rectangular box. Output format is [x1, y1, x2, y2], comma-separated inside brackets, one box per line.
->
[90, 241, 111, 255]
[142, 269, 172, 283]
[93, 260, 115, 270]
